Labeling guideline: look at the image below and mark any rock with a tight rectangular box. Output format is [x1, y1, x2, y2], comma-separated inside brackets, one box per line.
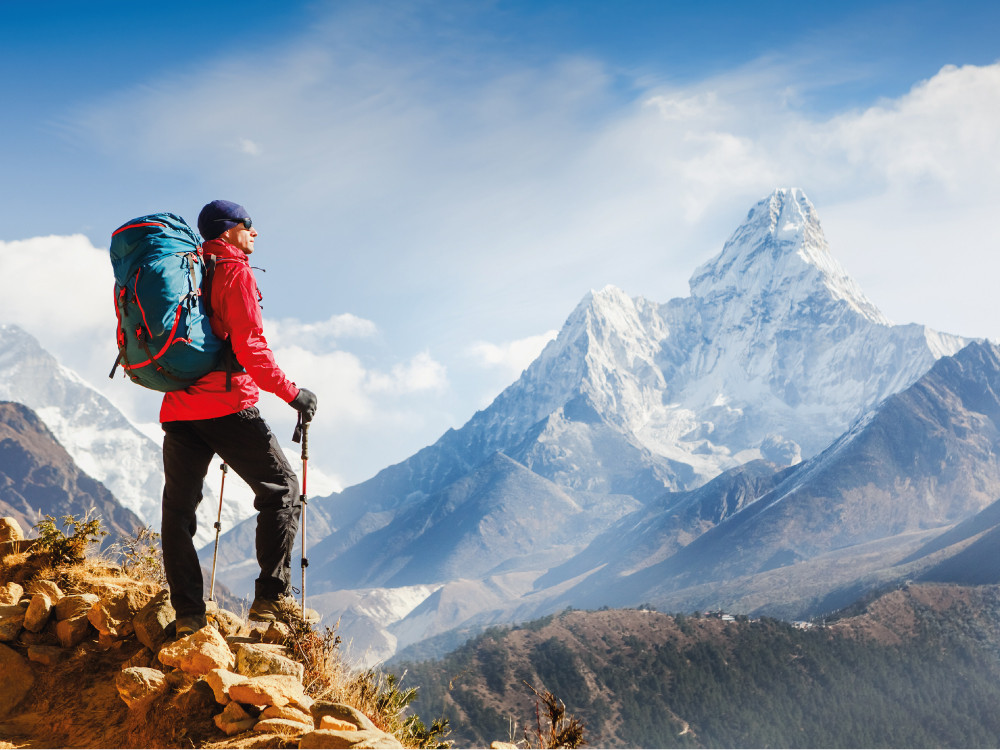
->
[0, 517, 24, 543]
[319, 716, 359, 732]
[0, 643, 34, 718]
[205, 667, 246, 705]
[88, 590, 138, 639]
[215, 700, 257, 736]
[310, 702, 379, 733]
[235, 642, 306, 681]
[116, 666, 169, 708]
[0, 604, 26, 641]
[165, 669, 199, 692]
[158, 625, 235, 675]
[490, 743, 519, 749]
[255, 717, 313, 736]
[298, 729, 403, 749]
[27, 644, 67, 666]
[56, 614, 94, 648]
[262, 704, 314, 724]
[0, 582, 24, 605]
[228, 674, 305, 708]
[264, 620, 292, 643]
[23, 592, 55, 633]
[292, 694, 316, 714]
[133, 590, 175, 653]
[24, 580, 63, 601]
[123, 647, 155, 669]
[208, 607, 246, 638]
[54, 593, 99, 621]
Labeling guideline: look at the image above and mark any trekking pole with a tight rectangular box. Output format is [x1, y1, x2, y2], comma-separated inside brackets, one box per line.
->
[293, 413, 309, 618]
[208, 462, 228, 602]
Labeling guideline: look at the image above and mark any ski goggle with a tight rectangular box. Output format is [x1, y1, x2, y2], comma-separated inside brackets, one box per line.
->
[215, 217, 253, 230]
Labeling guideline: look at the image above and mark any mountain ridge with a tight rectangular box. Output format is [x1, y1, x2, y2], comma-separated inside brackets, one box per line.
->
[198, 187, 975, 663]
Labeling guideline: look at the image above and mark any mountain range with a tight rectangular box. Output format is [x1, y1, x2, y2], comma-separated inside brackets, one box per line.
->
[204, 187, 986, 662]
[2, 188, 993, 668]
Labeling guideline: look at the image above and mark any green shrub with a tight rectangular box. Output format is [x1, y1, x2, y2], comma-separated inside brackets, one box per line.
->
[33, 512, 107, 563]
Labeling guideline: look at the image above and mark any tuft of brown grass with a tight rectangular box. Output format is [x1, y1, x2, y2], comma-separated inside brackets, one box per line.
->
[276, 597, 451, 748]
[522, 682, 586, 749]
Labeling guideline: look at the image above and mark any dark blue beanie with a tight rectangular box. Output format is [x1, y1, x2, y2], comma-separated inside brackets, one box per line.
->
[198, 199, 250, 241]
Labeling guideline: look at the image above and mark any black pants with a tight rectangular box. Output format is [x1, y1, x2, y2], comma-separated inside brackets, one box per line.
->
[161, 407, 301, 618]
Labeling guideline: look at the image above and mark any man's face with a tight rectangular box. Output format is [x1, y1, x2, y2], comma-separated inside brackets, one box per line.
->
[222, 221, 257, 254]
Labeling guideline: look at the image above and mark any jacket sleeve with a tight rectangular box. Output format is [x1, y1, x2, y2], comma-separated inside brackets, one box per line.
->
[213, 261, 299, 403]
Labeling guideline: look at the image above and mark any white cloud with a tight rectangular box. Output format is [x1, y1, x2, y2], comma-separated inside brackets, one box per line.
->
[268, 313, 378, 352]
[468, 330, 558, 378]
[239, 138, 262, 156]
[0, 234, 117, 377]
[366, 351, 448, 396]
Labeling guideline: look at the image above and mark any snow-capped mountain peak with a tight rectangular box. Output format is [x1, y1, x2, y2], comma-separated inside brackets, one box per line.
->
[689, 188, 891, 326]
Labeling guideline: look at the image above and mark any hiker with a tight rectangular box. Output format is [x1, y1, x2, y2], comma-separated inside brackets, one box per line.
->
[159, 199, 318, 637]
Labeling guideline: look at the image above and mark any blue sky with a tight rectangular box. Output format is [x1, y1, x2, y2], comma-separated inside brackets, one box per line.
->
[1, 0, 999, 491]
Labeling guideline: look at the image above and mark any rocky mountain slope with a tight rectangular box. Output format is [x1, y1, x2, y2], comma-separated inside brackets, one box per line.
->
[399, 584, 1000, 748]
[531, 340, 1000, 619]
[205, 188, 970, 662]
[0, 401, 143, 541]
[0, 324, 254, 548]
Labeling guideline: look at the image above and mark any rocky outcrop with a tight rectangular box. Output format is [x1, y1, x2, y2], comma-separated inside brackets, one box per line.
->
[0, 523, 406, 749]
[0, 585, 401, 744]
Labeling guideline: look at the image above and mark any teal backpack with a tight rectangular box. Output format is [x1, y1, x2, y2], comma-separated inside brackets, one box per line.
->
[109, 213, 226, 392]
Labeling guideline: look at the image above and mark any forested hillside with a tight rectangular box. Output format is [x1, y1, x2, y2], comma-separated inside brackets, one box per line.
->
[398, 584, 1000, 748]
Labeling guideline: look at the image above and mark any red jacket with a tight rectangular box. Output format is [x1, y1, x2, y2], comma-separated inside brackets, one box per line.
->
[160, 238, 299, 422]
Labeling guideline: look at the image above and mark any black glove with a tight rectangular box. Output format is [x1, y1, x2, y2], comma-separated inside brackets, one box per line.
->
[290, 387, 317, 423]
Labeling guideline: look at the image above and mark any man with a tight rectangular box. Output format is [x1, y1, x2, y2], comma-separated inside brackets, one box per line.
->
[160, 199, 318, 636]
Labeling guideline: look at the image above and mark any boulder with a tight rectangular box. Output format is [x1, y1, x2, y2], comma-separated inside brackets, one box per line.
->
[23, 592, 55, 632]
[123, 647, 155, 669]
[56, 615, 93, 648]
[0, 604, 26, 641]
[0, 643, 33, 719]
[0, 582, 24, 605]
[25, 579, 63, 601]
[0, 517, 24, 543]
[293, 694, 316, 714]
[310, 702, 379, 733]
[208, 607, 246, 638]
[205, 667, 246, 705]
[263, 620, 292, 643]
[88, 590, 138, 639]
[262, 703, 314, 724]
[235, 642, 305, 681]
[298, 729, 403, 749]
[158, 625, 235, 676]
[116, 666, 169, 708]
[55, 593, 99, 621]
[132, 590, 175, 653]
[27, 644, 67, 666]
[214, 700, 257, 736]
[254, 717, 312, 736]
[319, 716, 360, 732]
[228, 674, 305, 708]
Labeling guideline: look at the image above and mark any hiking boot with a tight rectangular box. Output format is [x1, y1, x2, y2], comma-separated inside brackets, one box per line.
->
[175, 614, 208, 638]
[248, 595, 320, 624]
